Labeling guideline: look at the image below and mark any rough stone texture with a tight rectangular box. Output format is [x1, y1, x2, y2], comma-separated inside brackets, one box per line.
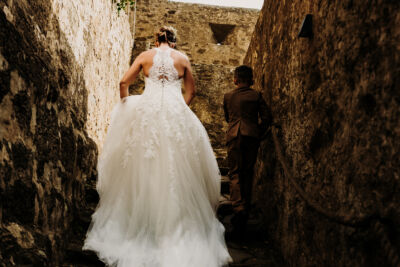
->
[130, 0, 259, 152]
[245, 1, 400, 266]
[53, 0, 133, 151]
[0, 0, 131, 265]
[190, 64, 233, 150]
[133, 0, 258, 65]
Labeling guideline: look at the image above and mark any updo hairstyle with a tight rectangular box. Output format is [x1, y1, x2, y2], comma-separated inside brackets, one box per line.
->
[155, 26, 177, 46]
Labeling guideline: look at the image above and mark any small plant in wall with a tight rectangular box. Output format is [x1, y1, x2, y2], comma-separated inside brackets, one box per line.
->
[113, 0, 135, 15]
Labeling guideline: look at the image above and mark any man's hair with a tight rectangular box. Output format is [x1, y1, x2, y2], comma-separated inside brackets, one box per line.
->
[234, 65, 254, 86]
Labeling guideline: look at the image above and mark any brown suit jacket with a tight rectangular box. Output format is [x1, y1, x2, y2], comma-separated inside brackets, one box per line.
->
[223, 86, 271, 143]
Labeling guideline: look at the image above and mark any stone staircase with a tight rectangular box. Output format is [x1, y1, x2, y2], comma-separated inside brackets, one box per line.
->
[215, 147, 231, 196]
[215, 149, 284, 267]
[62, 149, 283, 266]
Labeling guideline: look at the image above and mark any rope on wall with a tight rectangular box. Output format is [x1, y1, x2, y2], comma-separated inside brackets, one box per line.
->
[271, 126, 377, 226]
[271, 126, 400, 267]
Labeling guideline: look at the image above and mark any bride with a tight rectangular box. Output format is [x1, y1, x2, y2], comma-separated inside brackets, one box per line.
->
[83, 26, 232, 267]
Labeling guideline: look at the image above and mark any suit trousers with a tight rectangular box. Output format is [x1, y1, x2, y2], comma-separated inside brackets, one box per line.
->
[227, 134, 259, 227]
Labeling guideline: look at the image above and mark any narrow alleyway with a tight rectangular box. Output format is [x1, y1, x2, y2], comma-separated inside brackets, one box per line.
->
[2, 0, 398, 265]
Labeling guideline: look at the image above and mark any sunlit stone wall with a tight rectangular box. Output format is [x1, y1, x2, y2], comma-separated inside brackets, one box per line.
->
[53, 0, 133, 150]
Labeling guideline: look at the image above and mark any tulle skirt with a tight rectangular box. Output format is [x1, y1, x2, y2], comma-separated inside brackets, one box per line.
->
[83, 94, 231, 267]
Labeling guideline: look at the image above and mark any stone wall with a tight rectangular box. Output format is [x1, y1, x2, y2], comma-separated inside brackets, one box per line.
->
[0, 0, 132, 265]
[53, 0, 133, 150]
[130, 0, 259, 151]
[245, 1, 400, 266]
[133, 0, 258, 65]
[190, 64, 233, 151]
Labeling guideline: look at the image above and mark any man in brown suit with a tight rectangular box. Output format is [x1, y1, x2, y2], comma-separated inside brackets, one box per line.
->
[223, 65, 271, 238]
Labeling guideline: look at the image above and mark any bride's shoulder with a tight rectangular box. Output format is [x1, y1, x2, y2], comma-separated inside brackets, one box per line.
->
[171, 49, 189, 61]
[135, 49, 157, 62]
[140, 49, 157, 56]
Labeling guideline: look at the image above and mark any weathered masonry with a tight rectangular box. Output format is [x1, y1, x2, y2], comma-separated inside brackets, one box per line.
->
[245, 1, 400, 266]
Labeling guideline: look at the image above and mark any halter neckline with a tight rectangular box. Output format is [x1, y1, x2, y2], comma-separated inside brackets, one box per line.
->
[155, 47, 172, 52]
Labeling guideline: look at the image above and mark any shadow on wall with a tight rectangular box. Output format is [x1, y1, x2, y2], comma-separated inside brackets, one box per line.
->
[0, 1, 99, 265]
[245, 1, 400, 266]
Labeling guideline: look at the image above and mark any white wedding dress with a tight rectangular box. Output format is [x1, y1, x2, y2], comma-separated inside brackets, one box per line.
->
[83, 47, 231, 267]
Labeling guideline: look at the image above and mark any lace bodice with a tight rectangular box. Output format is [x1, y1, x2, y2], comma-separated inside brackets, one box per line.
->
[147, 48, 181, 88]
[119, 47, 199, 166]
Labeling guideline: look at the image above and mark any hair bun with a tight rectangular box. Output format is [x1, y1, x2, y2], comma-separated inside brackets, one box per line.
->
[156, 26, 178, 44]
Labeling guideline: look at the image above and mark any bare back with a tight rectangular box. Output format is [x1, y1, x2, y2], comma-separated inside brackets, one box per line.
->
[141, 48, 188, 78]
[120, 44, 196, 105]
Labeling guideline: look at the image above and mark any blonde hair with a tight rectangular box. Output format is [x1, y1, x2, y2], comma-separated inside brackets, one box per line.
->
[155, 26, 178, 45]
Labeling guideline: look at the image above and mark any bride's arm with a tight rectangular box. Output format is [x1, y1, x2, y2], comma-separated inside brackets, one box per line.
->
[183, 60, 196, 105]
[119, 53, 144, 100]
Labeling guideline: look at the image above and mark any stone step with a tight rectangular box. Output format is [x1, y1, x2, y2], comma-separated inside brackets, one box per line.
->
[63, 241, 105, 267]
[219, 166, 229, 176]
[218, 174, 233, 220]
[215, 148, 228, 170]
[216, 157, 228, 169]
[221, 175, 230, 195]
